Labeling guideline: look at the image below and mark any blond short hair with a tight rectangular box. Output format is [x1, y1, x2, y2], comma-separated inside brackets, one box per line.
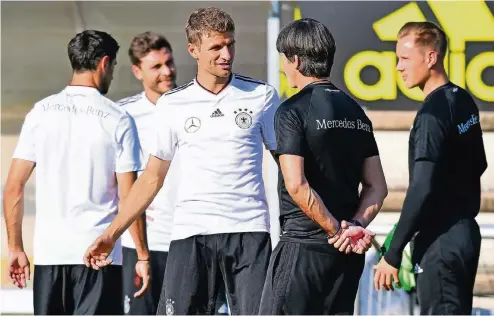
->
[398, 21, 448, 61]
[185, 7, 235, 45]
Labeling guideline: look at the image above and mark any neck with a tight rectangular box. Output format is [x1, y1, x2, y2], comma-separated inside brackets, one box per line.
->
[196, 68, 231, 94]
[297, 76, 328, 90]
[143, 88, 162, 105]
[422, 68, 449, 98]
[69, 72, 99, 91]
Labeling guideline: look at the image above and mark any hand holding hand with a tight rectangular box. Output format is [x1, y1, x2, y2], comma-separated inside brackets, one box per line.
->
[328, 220, 375, 254]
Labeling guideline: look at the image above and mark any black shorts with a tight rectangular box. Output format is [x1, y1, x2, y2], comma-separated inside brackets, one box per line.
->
[259, 239, 365, 315]
[122, 246, 168, 315]
[33, 264, 122, 315]
[157, 232, 271, 315]
[412, 218, 481, 315]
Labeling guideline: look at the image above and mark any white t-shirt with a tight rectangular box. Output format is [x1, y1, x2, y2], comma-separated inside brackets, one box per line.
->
[13, 86, 143, 265]
[117, 92, 179, 252]
[150, 74, 280, 241]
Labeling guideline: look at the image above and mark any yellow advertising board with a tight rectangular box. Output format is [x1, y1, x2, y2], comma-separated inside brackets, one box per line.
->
[279, 1, 494, 114]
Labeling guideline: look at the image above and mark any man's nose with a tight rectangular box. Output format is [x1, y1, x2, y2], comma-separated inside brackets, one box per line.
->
[220, 46, 232, 61]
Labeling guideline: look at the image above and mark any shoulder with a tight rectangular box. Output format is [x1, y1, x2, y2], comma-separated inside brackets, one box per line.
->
[32, 92, 60, 110]
[312, 83, 371, 121]
[442, 82, 472, 101]
[312, 83, 361, 109]
[232, 73, 274, 97]
[163, 80, 195, 97]
[158, 80, 196, 109]
[89, 95, 132, 126]
[98, 94, 127, 115]
[24, 93, 60, 122]
[116, 92, 146, 116]
[275, 93, 308, 125]
[276, 85, 313, 116]
[422, 82, 474, 111]
[442, 83, 478, 113]
[117, 93, 143, 108]
[419, 83, 464, 122]
[234, 73, 266, 86]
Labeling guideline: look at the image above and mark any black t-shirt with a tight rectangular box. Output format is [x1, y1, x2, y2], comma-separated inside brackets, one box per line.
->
[408, 81, 487, 226]
[274, 82, 379, 242]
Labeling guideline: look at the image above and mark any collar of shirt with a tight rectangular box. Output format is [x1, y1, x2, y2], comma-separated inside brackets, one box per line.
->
[65, 85, 101, 95]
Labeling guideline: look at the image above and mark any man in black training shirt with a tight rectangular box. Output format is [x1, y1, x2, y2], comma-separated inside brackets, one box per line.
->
[374, 22, 488, 315]
[258, 18, 388, 315]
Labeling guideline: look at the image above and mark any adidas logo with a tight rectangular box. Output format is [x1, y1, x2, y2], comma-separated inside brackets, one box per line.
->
[352, 1, 494, 102]
[210, 108, 224, 118]
[280, 2, 493, 103]
[413, 263, 423, 274]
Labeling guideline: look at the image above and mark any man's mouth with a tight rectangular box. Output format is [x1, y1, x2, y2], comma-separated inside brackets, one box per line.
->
[218, 63, 231, 69]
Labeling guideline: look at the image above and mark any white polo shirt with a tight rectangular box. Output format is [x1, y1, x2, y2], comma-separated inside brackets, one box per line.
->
[117, 92, 179, 252]
[13, 86, 143, 265]
[150, 74, 280, 241]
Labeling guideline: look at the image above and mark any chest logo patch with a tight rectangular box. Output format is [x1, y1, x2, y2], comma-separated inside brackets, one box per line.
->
[234, 108, 253, 129]
[184, 117, 201, 133]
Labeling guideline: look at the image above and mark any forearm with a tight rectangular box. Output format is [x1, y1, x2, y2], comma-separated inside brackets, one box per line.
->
[106, 174, 162, 243]
[384, 161, 434, 268]
[353, 186, 387, 228]
[3, 187, 25, 251]
[127, 212, 149, 259]
[289, 183, 339, 235]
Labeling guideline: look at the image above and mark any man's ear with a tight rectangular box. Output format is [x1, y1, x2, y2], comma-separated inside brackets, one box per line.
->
[98, 55, 110, 72]
[427, 50, 438, 69]
[188, 43, 200, 60]
[131, 64, 143, 81]
[293, 55, 301, 70]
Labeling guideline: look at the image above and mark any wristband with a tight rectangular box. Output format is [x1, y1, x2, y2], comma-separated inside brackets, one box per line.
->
[348, 219, 363, 227]
[327, 223, 342, 239]
[137, 258, 150, 262]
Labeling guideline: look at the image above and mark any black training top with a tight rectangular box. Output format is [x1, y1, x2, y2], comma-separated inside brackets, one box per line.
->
[385, 81, 488, 268]
[409, 82, 487, 219]
[274, 81, 379, 242]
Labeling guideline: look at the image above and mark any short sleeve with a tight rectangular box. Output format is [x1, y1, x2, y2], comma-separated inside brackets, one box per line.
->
[261, 85, 281, 150]
[114, 114, 144, 173]
[148, 96, 178, 161]
[364, 122, 379, 158]
[13, 108, 39, 162]
[275, 107, 306, 157]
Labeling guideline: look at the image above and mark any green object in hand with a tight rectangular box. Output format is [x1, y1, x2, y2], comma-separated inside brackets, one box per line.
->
[379, 224, 416, 293]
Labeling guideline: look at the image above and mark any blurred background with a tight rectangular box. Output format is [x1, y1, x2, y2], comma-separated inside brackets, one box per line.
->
[1, 1, 493, 314]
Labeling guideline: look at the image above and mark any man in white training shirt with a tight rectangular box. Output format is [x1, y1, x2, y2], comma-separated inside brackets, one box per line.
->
[117, 31, 179, 315]
[84, 7, 280, 315]
[3, 30, 147, 315]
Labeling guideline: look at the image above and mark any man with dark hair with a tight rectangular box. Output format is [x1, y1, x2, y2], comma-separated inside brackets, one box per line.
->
[3, 30, 146, 315]
[83, 7, 280, 315]
[117, 31, 178, 315]
[258, 18, 387, 315]
[67, 30, 120, 94]
[374, 21, 487, 315]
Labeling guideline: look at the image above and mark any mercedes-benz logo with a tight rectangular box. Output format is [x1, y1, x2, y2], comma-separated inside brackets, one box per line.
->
[184, 117, 201, 133]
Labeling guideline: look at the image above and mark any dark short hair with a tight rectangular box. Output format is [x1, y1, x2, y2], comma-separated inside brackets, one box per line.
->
[185, 7, 235, 45]
[67, 30, 120, 72]
[398, 21, 448, 61]
[128, 32, 173, 66]
[276, 18, 336, 78]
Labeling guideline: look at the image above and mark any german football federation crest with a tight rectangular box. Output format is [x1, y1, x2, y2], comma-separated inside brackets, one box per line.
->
[234, 108, 253, 129]
[165, 298, 175, 315]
